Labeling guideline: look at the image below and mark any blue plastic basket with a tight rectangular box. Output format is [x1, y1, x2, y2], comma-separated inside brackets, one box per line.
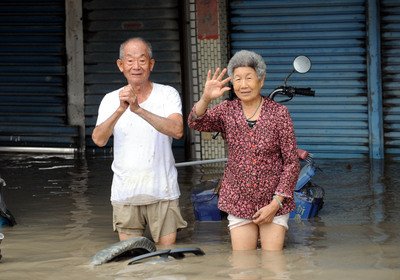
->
[290, 163, 323, 219]
[191, 189, 222, 221]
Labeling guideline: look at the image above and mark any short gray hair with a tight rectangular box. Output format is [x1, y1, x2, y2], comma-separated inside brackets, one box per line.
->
[227, 50, 266, 79]
[119, 37, 153, 59]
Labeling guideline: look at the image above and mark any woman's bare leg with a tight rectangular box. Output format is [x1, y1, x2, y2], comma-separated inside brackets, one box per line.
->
[259, 222, 286, 251]
[230, 223, 259, 250]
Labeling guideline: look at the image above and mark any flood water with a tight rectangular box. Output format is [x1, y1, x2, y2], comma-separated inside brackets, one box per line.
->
[0, 152, 399, 280]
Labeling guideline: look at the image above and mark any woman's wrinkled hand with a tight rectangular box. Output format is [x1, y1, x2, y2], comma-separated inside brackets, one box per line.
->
[252, 203, 279, 225]
[202, 68, 231, 102]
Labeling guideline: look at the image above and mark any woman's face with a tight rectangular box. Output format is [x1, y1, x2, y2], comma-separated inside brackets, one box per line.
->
[232, 67, 264, 102]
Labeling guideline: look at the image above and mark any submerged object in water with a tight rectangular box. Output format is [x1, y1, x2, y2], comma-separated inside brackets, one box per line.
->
[0, 233, 3, 261]
[128, 247, 205, 265]
[0, 177, 16, 227]
[90, 237, 156, 266]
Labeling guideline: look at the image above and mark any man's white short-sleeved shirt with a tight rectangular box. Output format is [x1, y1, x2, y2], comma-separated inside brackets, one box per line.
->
[96, 83, 182, 205]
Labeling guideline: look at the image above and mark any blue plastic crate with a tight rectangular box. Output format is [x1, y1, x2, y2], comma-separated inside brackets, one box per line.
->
[290, 163, 324, 220]
[0, 217, 9, 226]
[290, 191, 323, 220]
[290, 192, 314, 219]
[191, 189, 222, 221]
[295, 164, 315, 191]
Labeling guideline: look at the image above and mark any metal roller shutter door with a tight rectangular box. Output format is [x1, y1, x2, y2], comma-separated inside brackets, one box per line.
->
[0, 0, 79, 149]
[229, 0, 368, 158]
[381, 0, 400, 158]
[83, 0, 183, 150]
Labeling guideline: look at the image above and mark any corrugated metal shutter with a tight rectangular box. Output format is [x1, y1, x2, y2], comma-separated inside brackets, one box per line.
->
[83, 0, 183, 150]
[229, 0, 368, 158]
[0, 0, 79, 149]
[381, 0, 400, 158]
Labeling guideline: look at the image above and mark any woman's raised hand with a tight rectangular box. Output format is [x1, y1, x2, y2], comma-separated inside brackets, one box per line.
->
[202, 68, 231, 102]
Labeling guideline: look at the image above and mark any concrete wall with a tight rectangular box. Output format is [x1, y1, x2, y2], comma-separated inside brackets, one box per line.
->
[188, 0, 229, 160]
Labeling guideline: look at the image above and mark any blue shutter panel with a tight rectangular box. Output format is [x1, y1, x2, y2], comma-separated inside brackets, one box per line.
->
[0, 0, 79, 149]
[83, 0, 182, 149]
[381, 0, 400, 157]
[229, 0, 368, 158]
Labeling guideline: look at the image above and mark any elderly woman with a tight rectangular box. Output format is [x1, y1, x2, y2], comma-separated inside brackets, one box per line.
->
[188, 50, 300, 251]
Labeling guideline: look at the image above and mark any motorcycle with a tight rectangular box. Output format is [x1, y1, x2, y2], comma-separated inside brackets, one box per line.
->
[0, 175, 16, 262]
[188, 55, 324, 221]
[0, 175, 16, 227]
[267, 55, 324, 220]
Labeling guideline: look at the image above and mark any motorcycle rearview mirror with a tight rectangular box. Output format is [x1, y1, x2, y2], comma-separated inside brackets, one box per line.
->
[284, 55, 311, 86]
[293, 55, 311, 74]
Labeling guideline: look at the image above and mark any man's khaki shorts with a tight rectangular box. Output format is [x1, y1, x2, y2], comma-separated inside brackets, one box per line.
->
[112, 199, 187, 243]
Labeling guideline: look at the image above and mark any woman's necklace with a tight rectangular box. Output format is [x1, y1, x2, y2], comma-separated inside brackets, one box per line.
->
[245, 97, 263, 121]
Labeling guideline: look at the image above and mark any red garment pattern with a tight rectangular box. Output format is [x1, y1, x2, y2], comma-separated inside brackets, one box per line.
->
[188, 97, 300, 219]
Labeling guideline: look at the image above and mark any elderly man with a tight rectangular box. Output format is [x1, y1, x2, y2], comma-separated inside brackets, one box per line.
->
[92, 37, 187, 246]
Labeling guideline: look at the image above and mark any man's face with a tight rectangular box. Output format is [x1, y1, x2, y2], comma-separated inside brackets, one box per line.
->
[117, 40, 155, 85]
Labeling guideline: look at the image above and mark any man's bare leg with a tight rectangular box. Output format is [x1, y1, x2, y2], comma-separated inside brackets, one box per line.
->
[118, 232, 142, 241]
[157, 232, 176, 246]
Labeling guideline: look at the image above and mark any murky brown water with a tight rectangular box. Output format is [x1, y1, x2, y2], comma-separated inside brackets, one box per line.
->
[0, 153, 399, 279]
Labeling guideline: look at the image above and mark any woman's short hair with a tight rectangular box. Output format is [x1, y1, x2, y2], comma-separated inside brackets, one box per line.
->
[227, 50, 266, 80]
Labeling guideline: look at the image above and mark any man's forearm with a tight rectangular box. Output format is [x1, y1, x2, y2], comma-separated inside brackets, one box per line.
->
[135, 107, 183, 139]
[92, 108, 125, 147]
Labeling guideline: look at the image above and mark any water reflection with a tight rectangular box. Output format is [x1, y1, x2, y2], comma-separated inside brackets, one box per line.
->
[64, 156, 93, 256]
[0, 154, 400, 280]
[228, 250, 289, 280]
[368, 160, 387, 243]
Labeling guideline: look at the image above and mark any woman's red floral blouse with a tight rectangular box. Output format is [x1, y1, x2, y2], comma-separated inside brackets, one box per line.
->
[188, 97, 300, 219]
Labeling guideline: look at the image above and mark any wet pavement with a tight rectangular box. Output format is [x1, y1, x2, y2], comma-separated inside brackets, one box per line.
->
[0, 152, 399, 279]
